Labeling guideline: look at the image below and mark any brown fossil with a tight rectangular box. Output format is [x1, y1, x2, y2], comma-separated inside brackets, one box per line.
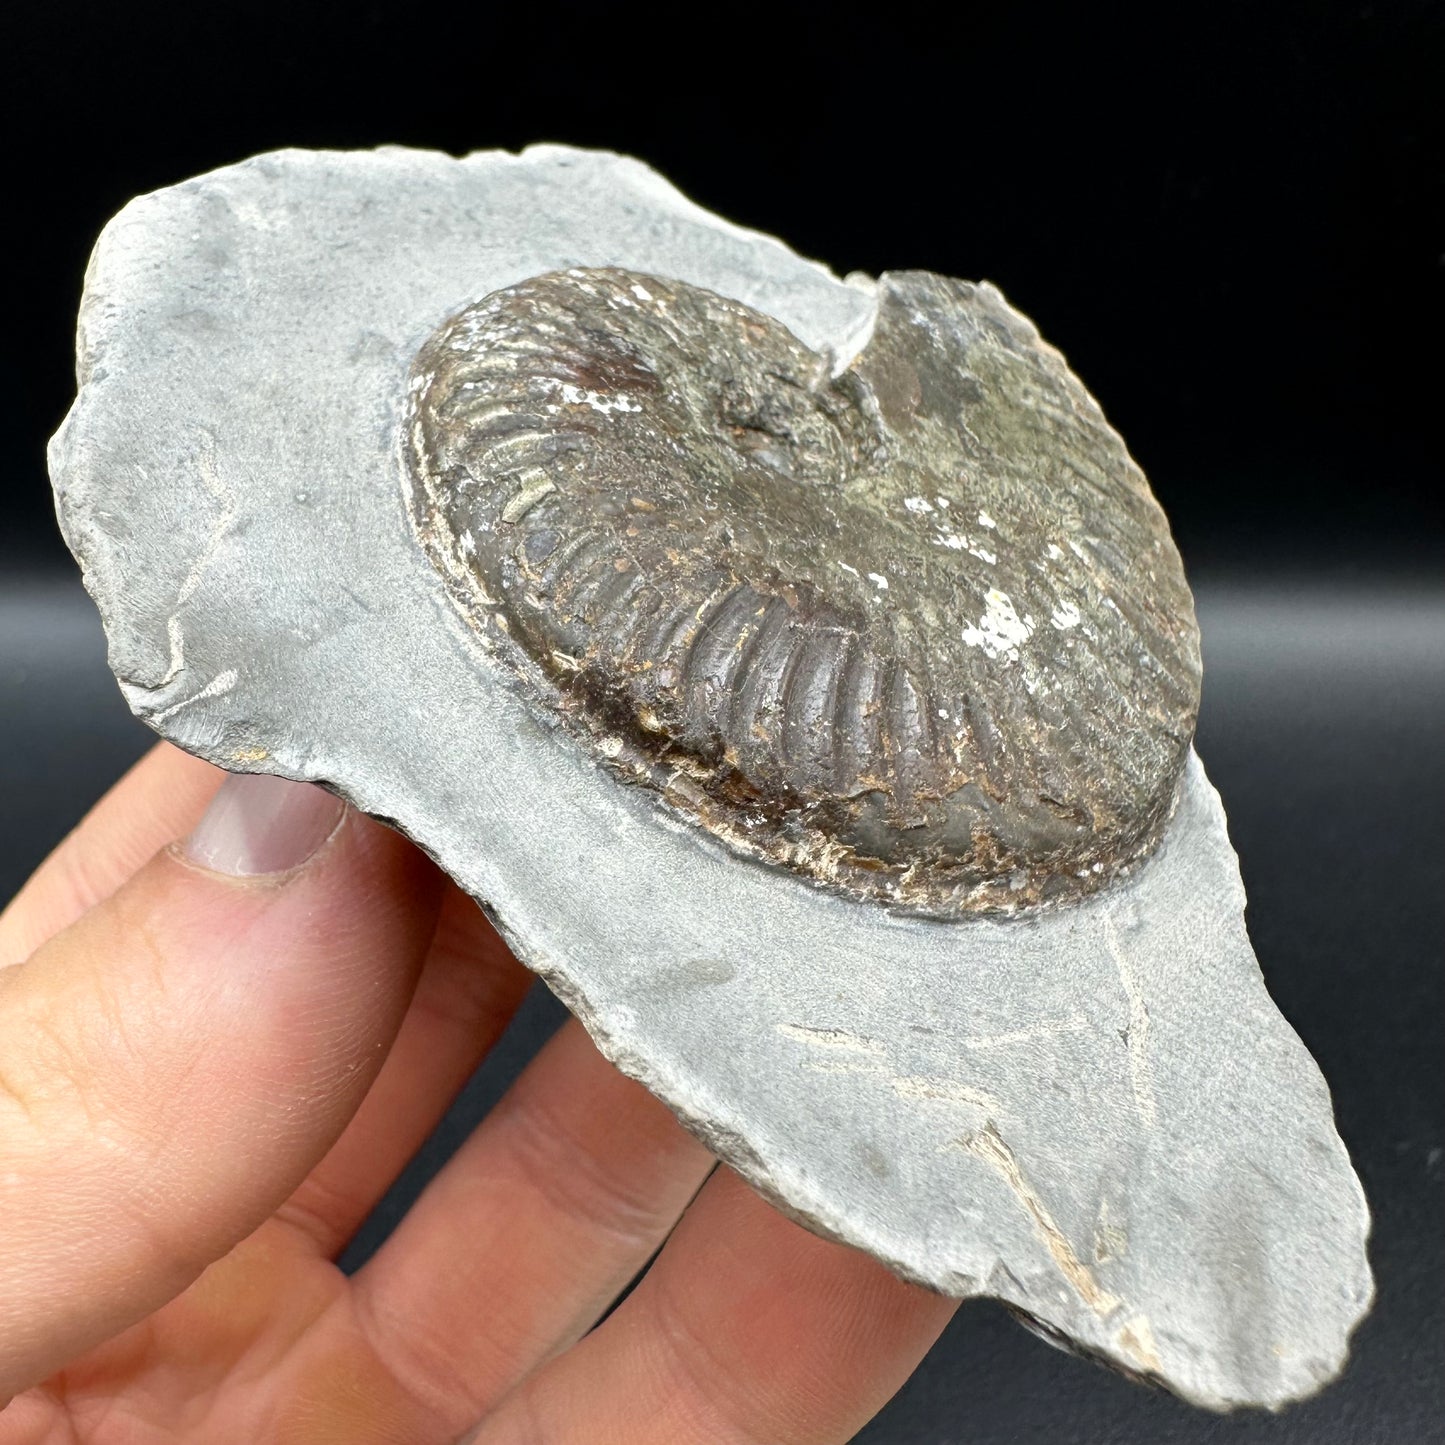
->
[402, 267, 1201, 914]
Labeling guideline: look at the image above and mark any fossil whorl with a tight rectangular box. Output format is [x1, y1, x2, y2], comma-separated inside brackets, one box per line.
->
[403, 267, 1201, 914]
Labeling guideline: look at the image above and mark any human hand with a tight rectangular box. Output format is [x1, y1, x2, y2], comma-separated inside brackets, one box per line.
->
[0, 744, 956, 1443]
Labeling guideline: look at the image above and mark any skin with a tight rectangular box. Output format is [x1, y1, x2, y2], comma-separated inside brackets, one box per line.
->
[0, 744, 957, 1443]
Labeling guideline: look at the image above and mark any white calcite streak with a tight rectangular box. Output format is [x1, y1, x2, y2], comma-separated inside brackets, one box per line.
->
[962, 588, 1035, 661]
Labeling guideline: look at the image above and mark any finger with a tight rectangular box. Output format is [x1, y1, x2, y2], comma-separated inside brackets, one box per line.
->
[0, 742, 223, 965]
[0, 738, 537, 1259]
[339, 1018, 715, 1437]
[467, 1167, 958, 1445]
[277, 880, 534, 1255]
[0, 772, 443, 1397]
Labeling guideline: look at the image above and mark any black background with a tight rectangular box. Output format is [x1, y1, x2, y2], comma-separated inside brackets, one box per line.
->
[1, 2, 1441, 1441]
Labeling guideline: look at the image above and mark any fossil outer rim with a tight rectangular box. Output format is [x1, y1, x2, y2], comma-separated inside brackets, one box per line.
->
[403, 265, 1202, 915]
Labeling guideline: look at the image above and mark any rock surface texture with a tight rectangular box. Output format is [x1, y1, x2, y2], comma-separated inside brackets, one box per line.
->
[50, 145, 1373, 1411]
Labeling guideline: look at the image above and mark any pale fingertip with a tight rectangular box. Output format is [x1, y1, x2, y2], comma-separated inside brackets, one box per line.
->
[181, 772, 346, 878]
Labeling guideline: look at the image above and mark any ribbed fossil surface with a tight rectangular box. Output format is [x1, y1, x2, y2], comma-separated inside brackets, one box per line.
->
[403, 267, 1200, 912]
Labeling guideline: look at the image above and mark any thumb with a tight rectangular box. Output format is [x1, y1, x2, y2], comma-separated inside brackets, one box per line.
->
[0, 772, 442, 1395]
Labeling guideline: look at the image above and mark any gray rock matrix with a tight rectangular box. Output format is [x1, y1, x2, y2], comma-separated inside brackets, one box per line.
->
[49, 145, 1372, 1410]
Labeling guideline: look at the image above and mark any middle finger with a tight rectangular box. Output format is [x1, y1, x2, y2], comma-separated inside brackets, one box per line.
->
[346, 1017, 715, 1437]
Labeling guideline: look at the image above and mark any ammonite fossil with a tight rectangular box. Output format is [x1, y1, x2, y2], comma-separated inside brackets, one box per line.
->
[404, 266, 1200, 914]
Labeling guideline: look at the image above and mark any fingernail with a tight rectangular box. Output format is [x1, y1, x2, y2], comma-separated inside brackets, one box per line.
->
[183, 773, 347, 877]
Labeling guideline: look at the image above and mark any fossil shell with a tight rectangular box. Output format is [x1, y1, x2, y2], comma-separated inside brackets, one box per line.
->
[404, 266, 1201, 913]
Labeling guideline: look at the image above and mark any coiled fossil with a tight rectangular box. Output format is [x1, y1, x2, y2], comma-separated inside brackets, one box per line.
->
[404, 267, 1200, 914]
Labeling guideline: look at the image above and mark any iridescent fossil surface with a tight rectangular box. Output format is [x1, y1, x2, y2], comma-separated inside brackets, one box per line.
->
[50, 146, 1372, 1411]
[406, 268, 1201, 912]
